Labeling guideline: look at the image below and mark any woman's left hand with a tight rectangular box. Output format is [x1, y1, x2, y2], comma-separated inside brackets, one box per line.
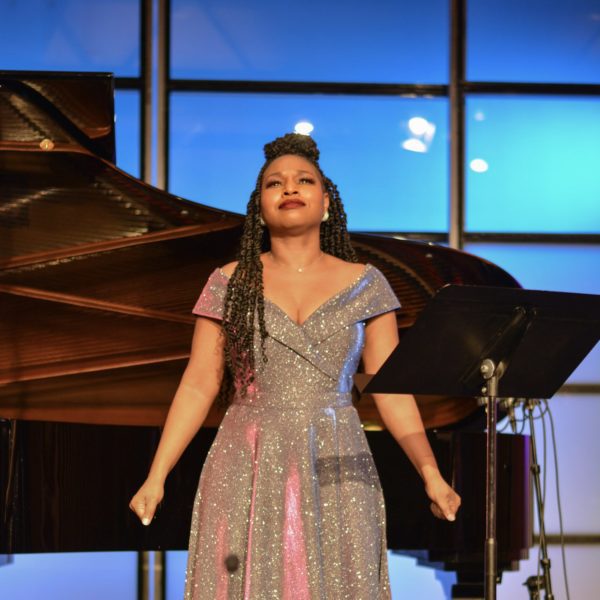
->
[425, 473, 461, 521]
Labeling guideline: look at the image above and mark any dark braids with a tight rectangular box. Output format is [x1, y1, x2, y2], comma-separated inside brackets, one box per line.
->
[217, 133, 357, 408]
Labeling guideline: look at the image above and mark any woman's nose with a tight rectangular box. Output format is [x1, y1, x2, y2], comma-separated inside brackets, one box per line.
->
[283, 179, 298, 194]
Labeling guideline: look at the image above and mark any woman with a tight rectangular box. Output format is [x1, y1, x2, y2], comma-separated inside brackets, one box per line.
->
[130, 133, 461, 599]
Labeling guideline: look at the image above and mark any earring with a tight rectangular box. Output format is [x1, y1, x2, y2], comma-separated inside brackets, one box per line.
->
[259, 215, 266, 226]
[321, 210, 329, 222]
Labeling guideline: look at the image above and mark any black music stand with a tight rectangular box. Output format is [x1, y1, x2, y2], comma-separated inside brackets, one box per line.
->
[364, 284, 600, 600]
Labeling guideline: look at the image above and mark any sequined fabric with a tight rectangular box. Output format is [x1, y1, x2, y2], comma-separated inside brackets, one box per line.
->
[184, 264, 400, 599]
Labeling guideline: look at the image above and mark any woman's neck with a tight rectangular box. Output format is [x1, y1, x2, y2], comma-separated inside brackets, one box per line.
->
[267, 234, 323, 272]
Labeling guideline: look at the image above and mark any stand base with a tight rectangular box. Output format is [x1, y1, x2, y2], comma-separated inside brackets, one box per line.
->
[452, 571, 503, 600]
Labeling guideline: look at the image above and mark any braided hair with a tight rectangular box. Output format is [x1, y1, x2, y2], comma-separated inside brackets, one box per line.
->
[217, 133, 357, 407]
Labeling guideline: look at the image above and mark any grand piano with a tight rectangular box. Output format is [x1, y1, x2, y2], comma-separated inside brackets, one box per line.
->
[0, 71, 531, 598]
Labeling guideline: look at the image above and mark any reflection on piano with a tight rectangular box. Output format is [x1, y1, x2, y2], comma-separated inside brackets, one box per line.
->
[0, 72, 531, 598]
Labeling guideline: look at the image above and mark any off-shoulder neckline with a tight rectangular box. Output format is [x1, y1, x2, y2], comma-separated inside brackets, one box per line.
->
[216, 263, 374, 327]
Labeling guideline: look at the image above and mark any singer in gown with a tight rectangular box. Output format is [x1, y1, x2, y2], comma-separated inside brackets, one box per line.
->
[129, 132, 460, 600]
[185, 262, 399, 599]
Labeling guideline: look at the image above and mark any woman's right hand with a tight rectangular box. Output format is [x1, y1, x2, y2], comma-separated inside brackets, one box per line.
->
[129, 478, 164, 526]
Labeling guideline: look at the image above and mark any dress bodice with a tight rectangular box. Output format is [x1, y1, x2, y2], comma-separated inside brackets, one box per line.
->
[192, 263, 400, 409]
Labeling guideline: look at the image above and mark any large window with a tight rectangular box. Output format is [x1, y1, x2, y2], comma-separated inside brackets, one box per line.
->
[169, 93, 449, 230]
[466, 96, 600, 233]
[468, 0, 600, 84]
[170, 0, 449, 83]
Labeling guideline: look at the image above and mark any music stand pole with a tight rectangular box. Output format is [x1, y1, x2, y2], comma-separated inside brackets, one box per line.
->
[480, 358, 502, 600]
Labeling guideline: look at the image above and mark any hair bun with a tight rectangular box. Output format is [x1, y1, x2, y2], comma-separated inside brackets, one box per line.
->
[263, 133, 320, 163]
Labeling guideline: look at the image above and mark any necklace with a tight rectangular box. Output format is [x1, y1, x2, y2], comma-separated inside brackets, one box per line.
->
[268, 251, 324, 273]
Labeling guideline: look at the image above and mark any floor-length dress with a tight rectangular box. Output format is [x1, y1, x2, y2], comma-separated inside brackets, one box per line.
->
[184, 263, 400, 600]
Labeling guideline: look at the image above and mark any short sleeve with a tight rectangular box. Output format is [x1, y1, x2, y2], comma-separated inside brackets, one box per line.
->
[191, 268, 228, 321]
[350, 264, 401, 322]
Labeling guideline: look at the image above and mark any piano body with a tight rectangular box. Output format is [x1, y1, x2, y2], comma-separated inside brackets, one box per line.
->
[0, 72, 531, 597]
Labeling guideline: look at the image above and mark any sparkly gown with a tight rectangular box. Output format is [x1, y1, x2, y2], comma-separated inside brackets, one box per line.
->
[184, 263, 401, 600]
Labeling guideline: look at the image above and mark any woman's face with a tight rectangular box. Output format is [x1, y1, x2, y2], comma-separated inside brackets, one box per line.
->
[260, 154, 329, 231]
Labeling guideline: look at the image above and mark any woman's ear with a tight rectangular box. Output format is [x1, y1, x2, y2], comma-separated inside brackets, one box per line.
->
[323, 192, 330, 213]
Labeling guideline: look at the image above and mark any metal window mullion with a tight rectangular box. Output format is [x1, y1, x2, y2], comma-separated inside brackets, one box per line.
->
[141, 0, 153, 183]
[156, 0, 169, 190]
[449, 0, 467, 250]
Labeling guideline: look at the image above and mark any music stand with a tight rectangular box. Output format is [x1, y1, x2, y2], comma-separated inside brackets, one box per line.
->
[364, 284, 600, 600]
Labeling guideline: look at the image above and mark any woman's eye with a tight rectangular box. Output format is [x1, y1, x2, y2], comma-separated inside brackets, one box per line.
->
[299, 177, 315, 184]
[265, 180, 281, 188]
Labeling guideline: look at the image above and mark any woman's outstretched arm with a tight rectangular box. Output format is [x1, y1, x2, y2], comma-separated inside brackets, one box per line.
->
[362, 311, 461, 521]
[129, 316, 225, 525]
